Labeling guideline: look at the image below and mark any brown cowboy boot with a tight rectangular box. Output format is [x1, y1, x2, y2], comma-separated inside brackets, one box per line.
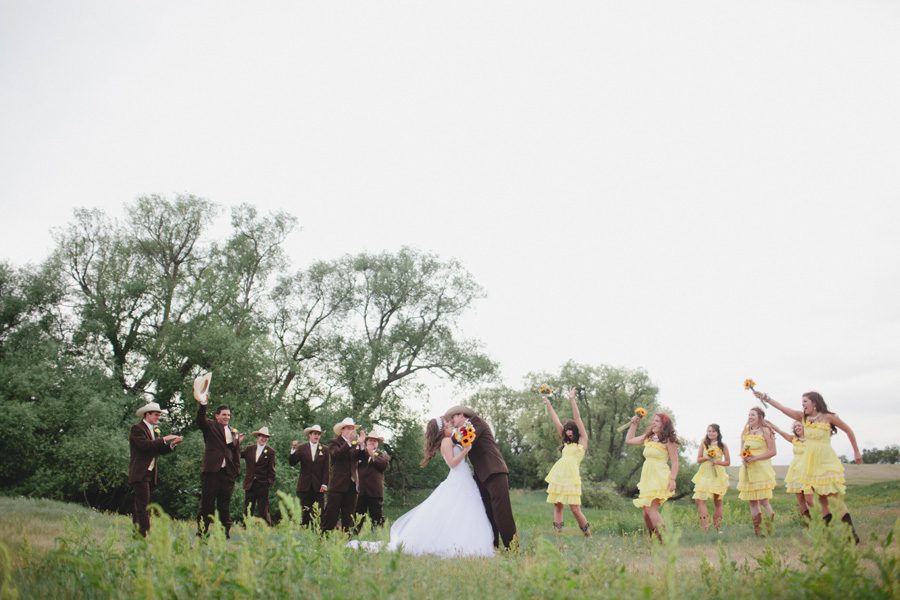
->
[841, 513, 860, 545]
[752, 513, 762, 536]
[553, 521, 563, 534]
[580, 522, 592, 537]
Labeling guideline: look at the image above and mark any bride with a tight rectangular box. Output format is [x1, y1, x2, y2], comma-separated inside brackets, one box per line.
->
[349, 416, 495, 558]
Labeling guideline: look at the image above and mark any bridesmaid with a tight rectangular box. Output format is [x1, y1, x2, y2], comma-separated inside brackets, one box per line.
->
[756, 389, 861, 543]
[767, 419, 813, 522]
[691, 424, 730, 532]
[542, 387, 591, 536]
[737, 407, 777, 536]
[625, 412, 680, 539]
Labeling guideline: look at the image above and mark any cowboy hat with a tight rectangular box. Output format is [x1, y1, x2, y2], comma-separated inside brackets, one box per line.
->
[442, 405, 474, 419]
[251, 426, 272, 437]
[136, 402, 168, 417]
[366, 428, 386, 443]
[333, 417, 358, 435]
[193, 372, 212, 402]
[303, 424, 323, 435]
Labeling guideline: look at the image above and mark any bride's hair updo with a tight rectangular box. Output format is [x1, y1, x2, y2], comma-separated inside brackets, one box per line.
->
[421, 418, 445, 467]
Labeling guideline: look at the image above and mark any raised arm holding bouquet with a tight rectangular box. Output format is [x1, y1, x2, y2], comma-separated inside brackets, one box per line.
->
[542, 386, 591, 536]
[753, 388, 861, 542]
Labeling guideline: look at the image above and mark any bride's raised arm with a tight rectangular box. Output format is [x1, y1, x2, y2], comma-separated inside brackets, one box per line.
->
[440, 437, 471, 468]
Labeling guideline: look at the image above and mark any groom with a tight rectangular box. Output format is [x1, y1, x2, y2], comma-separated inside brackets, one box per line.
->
[444, 405, 517, 549]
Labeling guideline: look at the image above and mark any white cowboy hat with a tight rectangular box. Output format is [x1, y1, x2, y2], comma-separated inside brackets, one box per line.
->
[366, 428, 386, 442]
[303, 424, 323, 435]
[332, 417, 358, 435]
[193, 372, 212, 402]
[251, 426, 272, 437]
[136, 402, 168, 417]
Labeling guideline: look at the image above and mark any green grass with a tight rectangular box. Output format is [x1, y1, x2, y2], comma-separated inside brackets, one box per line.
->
[2, 482, 899, 599]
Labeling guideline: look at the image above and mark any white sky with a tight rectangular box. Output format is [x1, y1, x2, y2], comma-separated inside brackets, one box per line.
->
[2, 1, 898, 464]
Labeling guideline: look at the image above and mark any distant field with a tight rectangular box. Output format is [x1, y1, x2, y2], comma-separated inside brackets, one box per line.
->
[2, 479, 898, 599]
[726, 463, 900, 485]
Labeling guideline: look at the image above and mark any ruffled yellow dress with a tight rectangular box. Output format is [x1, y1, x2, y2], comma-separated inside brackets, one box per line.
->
[633, 440, 674, 508]
[546, 443, 585, 505]
[691, 444, 729, 500]
[784, 438, 811, 494]
[737, 433, 776, 501]
[801, 420, 846, 496]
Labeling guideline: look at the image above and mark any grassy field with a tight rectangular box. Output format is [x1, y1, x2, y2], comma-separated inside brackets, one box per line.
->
[1, 480, 898, 599]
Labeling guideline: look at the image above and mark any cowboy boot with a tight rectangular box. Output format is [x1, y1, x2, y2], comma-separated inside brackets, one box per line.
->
[580, 522, 592, 537]
[823, 513, 833, 526]
[841, 513, 860, 545]
[752, 513, 762, 536]
[713, 513, 723, 532]
[699, 514, 709, 532]
[800, 509, 811, 526]
[553, 521, 563, 534]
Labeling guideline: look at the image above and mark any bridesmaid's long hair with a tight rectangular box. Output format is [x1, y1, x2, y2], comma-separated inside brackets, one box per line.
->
[560, 420, 580, 448]
[742, 407, 771, 436]
[421, 418, 445, 467]
[702, 423, 724, 450]
[803, 391, 837, 435]
[646, 413, 679, 445]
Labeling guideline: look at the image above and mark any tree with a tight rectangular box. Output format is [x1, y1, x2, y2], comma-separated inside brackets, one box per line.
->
[862, 445, 899, 464]
[332, 248, 497, 424]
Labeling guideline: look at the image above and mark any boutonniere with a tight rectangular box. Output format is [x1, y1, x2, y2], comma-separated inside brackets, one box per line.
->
[154, 427, 162, 437]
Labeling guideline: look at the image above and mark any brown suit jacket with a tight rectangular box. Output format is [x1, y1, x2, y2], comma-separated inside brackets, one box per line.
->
[288, 442, 329, 493]
[196, 403, 241, 480]
[241, 444, 276, 491]
[325, 436, 362, 493]
[454, 409, 508, 483]
[356, 450, 389, 498]
[128, 422, 174, 484]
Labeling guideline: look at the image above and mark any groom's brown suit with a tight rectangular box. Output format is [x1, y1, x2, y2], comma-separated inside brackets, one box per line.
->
[444, 406, 517, 548]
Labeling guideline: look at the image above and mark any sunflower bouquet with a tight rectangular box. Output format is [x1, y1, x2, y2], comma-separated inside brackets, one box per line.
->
[740, 445, 752, 459]
[706, 446, 722, 459]
[616, 407, 648, 433]
[453, 420, 477, 447]
[538, 384, 553, 397]
[744, 377, 768, 407]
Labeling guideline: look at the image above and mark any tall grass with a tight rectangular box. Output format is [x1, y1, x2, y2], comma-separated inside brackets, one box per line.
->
[4, 482, 899, 599]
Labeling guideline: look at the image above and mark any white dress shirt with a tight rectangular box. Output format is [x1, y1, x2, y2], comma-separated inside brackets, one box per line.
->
[143, 419, 157, 471]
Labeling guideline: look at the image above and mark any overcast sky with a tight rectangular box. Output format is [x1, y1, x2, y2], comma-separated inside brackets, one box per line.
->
[2, 1, 898, 463]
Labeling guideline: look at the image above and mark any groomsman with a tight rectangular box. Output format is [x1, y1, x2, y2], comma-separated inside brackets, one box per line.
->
[353, 429, 389, 533]
[128, 402, 183, 536]
[195, 374, 243, 538]
[289, 424, 329, 528]
[321, 418, 363, 533]
[241, 426, 276, 526]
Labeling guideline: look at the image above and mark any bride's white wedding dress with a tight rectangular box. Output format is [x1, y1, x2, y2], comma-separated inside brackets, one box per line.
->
[349, 445, 495, 558]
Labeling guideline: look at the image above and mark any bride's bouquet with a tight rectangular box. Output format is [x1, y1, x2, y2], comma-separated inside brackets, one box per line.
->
[453, 420, 477, 447]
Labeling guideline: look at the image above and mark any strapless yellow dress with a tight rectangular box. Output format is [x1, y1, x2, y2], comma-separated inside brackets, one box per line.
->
[784, 439, 811, 494]
[800, 420, 846, 496]
[545, 443, 585, 505]
[737, 433, 776, 501]
[691, 443, 729, 500]
[633, 440, 673, 508]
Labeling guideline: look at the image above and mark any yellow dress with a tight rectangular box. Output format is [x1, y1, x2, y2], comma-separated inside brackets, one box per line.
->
[546, 443, 585, 505]
[737, 433, 776, 501]
[633, 440, 673, 508]
[691, 443, 729, 500]
[801, 420, 846, 496]
[784, 439, 811, 494]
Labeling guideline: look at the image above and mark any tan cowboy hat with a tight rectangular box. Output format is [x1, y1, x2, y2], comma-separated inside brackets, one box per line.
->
[251, 426, 272, 437]
[303, 424, 323, 435]
[193, 372, 212, 402]
[333, 417, 358, 435]
[443, 405, 473, 419]
[136, 402, 168, 417]
[366, 428, 386, 443]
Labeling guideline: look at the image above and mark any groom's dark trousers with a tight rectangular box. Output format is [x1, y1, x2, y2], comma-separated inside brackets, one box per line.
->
[477, 473, 516, 548]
